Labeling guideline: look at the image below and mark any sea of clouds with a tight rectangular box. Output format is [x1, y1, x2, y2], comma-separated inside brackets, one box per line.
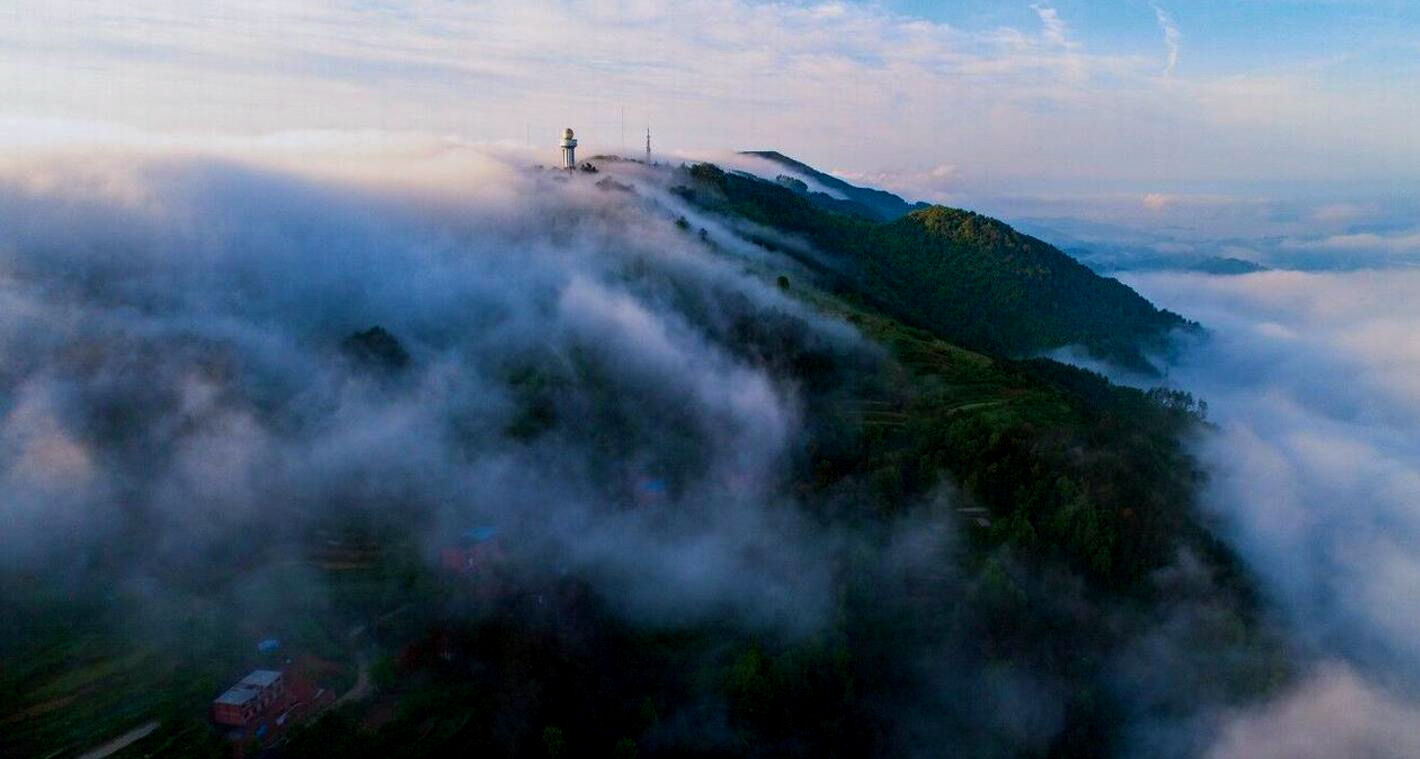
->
[1122, 269, 1420, 758]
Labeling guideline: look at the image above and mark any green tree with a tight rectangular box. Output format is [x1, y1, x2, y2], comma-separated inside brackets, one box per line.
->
[542, 726, 566, 758]
[612, 737, 638, 759]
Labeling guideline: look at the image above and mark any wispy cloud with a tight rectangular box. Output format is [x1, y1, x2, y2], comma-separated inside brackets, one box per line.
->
[1031, 3, 1074, 50]
[1153, 3, 1182, 76]
[1030, 2, 1086, 82]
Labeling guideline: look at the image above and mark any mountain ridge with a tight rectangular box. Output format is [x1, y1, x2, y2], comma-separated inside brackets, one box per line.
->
[740, 149, 928, 221]
[677, 158, 1193, 373]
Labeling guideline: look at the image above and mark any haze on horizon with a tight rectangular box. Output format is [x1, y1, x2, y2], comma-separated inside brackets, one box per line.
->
[6, 0, 1420, 260]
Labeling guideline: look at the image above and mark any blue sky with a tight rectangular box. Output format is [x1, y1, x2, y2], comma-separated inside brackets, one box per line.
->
[886, 0, 1420, 66]
[2, 0, 1418, 259]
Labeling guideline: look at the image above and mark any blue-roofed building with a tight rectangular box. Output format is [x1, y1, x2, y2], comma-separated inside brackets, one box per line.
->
[441, 526, 504, 573]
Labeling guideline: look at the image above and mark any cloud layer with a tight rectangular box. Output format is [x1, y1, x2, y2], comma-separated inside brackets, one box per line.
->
[0, 142, 876, 635]
[1124, 269, 1420, 757]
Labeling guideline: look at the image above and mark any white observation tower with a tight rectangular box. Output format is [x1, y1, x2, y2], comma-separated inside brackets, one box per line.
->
[560, 128, 578, 169]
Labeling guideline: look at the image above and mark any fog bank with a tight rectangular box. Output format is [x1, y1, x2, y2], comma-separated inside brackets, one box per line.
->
[1124, 269, 1420, 757]
[0, 142, 870, 634]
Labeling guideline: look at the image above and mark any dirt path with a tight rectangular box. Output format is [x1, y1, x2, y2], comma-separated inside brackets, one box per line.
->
[75, 720, 158, 759]
[337, 651, 372, 705]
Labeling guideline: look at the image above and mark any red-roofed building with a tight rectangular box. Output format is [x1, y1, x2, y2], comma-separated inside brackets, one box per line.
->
[212, 670, 285, 727]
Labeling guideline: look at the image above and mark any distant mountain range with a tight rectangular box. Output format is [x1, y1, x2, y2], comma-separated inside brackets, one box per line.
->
[1071, 251, 1271, 276]
[1011, 218, 1273, 276]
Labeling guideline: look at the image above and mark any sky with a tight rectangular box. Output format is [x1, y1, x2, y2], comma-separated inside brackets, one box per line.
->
[5, 1, 1419, 191]
[5, 0, 1418, 260]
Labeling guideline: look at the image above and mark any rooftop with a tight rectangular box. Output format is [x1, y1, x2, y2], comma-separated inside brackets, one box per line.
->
[241, 669, 283, 687]
[215, 685, 259, 706]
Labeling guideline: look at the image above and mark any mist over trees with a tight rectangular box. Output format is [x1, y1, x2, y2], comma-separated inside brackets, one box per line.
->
[0, 147, 1293, 757]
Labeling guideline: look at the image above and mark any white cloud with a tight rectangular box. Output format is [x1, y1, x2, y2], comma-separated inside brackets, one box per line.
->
[1285, 229, 1420, 254]
[1115, 269, 1420, 757]
[1206, 664, 1420, 759]
[1143, 192, 1172, 211]
[0, 142, 859, 630]
[829, 163, 960, 203]
[3, 0, 1414, 190]
[1310, 202, 1369, 224]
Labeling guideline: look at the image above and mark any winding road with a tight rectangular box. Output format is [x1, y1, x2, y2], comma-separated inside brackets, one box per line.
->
[75, 720, 159, 759]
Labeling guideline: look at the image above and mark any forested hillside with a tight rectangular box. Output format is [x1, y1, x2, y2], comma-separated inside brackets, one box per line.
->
[679, 162, 1192, 372]
[0, 154, 1282, 759]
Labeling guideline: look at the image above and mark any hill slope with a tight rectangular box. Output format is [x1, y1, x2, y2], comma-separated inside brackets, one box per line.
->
[677, 161, 1191, 372]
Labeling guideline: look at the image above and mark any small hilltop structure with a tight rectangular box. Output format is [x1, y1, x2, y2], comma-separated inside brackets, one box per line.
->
[550, 125, 657, 171]
[560, 127, 578, 168]
[554, 127, 598, 173]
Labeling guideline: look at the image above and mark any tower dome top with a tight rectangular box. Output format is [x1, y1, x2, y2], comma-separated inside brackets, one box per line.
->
[562, 128, 575, 139]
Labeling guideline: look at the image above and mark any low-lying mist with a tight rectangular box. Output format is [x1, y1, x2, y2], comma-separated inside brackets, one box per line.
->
[0, 142, 870, 634]
[11, 141, 1135, 757]
[8, 138, 1404, 757]
[1122, 269, 1420, 758]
